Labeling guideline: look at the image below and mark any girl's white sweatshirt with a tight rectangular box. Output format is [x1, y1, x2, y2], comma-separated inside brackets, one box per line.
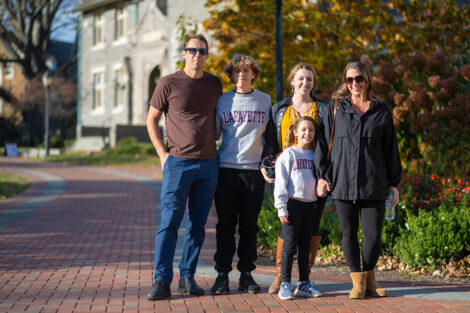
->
[274, 145, 318, 217]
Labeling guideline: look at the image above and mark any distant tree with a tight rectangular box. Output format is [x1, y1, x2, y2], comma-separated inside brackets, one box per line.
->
[202, 0, 469, 100]
[0, 0, 70, 102]
[20, 74, 77, 145]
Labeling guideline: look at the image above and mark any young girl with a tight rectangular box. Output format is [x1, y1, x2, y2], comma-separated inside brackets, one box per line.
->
[274, 116, 322, 300]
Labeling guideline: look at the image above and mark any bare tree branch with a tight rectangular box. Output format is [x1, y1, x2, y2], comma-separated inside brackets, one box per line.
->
[0, 0, 69, 102]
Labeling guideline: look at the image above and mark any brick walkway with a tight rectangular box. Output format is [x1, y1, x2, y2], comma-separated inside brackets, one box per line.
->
[0, 157, 469, 313]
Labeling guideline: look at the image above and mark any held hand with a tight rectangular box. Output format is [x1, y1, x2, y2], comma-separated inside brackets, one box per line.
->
[261, 167, 275, 184]
[159, 152, 170, 170]
[279, 216, 289, 224]
[389, 187, 399, 207]
[317, 183, 327, 197]
[317, 179, 331, 197]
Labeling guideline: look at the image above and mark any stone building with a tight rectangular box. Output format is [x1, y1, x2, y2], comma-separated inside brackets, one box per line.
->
[74, 0, 209, 150]
[0, 45, 26, 122]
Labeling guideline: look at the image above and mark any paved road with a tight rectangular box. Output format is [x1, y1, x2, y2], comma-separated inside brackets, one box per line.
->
[0, 157, 469, 313]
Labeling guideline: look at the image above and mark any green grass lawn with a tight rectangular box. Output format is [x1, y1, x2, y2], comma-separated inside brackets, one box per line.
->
[46, 151, 160, 167]
[44, 138, 161, 167]
[0, 173, 31, 201]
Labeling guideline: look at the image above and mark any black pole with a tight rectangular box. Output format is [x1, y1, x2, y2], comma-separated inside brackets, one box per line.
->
[43, 74, 50, 157]
[275, 0, 283, 102]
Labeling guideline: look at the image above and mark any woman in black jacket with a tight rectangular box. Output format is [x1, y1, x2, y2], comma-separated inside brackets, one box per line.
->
[315, 61, 402, 299]
[260, 63, 328, 294]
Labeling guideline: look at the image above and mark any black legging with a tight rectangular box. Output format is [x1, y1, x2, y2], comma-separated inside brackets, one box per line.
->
[311, 196, 327, 236]
[333, 199, 385, 272]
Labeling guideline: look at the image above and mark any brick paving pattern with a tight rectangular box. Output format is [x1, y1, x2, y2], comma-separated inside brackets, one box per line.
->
[1, 158, 469, 313]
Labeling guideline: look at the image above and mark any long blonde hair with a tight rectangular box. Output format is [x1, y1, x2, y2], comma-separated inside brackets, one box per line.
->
[284, 116, 317, 150]
[332, 61, 381, 102]
[287, 62, 318, 98]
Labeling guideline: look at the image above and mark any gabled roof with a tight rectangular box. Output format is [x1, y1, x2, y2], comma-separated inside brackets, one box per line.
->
[75, 0, 122, 12]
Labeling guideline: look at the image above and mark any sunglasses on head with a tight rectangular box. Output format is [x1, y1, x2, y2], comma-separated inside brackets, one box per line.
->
[184, 48, 209, 56]
[346, 75, 365, 84]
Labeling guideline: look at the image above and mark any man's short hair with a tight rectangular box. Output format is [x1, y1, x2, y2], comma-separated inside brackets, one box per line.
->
[223, 54, 262, 84]
[183, 34, 209, 50]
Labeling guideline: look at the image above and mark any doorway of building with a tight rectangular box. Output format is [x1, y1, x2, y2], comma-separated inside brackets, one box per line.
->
[148, 66, 161, 108]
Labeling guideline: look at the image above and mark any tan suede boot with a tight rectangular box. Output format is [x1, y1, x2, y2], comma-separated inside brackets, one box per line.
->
[308, 236, 322, 273]
[349, 272, 367, 299]
[268, 236, 283, 294]
[366, 271, 387, 297]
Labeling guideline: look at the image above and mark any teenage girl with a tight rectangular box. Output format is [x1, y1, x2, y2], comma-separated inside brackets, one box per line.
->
[274, 116, 322, 300]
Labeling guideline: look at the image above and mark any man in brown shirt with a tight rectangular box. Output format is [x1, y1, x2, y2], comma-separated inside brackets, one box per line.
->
[146, 34, 222, 301]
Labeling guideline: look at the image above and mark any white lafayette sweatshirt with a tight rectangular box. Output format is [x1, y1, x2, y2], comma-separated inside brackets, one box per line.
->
[215, 89, 272, 170]
[274, 145, 318, 217]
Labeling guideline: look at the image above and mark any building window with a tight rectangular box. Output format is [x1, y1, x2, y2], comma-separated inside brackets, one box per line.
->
[157, 0, 167, 15]
[93, 12, 105, 45]
[5, 63, 14, 79]
[114, 69, 125, 108]
[93, 72, 104, 110]
[115, 7, 127, 40]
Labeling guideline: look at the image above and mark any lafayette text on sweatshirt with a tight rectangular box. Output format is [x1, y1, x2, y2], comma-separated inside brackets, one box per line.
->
[215, 89, 272, 170]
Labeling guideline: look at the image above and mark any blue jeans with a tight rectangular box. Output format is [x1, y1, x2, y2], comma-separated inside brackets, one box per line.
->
[153, 155, 219, 284]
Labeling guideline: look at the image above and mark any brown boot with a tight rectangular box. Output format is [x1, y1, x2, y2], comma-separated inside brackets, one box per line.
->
[349, 272, 367, 299]
[366, 271, 387, 297]
[268, 236, 283, 294]
[308, 236, 321, 273]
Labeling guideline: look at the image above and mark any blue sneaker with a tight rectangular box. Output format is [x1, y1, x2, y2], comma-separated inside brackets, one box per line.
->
[278, 281, 295, 300]
[294, 280, 322, 298]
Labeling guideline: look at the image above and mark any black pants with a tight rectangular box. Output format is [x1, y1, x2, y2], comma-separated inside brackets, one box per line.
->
[280, 199, 320, 282]
[312, 196, 326, 235]
[333, 199, 385, 272]
[213, 167, 265, 273]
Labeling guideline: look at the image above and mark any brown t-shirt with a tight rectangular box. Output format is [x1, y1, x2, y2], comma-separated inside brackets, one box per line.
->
[150, 70, 222, 159]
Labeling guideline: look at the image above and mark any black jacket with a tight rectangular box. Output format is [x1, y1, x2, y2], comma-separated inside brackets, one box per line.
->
[270, 96, 329, 154]
[314, 98, 402, 200]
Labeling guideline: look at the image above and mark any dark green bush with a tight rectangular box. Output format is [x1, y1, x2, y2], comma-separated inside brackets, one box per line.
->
[319, 198, 341, 247]
[49, 136, 65, 148]
[116, 136, 139, 146]
[395, 202, 470, 267]
[144, 144, 156, 155]
[104, 137, 154, 156]
[257, 193, 281, 251]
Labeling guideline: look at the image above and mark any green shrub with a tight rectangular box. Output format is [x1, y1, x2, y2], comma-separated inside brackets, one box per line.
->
[257, 193, 281, 251]
[49, 136, 65, 148]
[395, 203, 470, 267]
[116, 136, 139, 146]
[104, 137, 155, 156]
[319, 198, 342, 247]
[144, 144, 156, 155]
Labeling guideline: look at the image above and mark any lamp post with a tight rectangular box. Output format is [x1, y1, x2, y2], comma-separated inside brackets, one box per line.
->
[42, 71, 52, 157]
[275, 0, 283, 102]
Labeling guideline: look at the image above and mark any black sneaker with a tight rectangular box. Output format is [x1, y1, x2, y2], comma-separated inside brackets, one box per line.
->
[178, 277, 204, 295]
[238, 271, 261, 293]
[147, 280, 171, 300]
[211, 272, 229, 295]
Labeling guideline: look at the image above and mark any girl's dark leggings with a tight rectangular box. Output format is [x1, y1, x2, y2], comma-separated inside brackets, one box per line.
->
[280, 199, 321, 282]
[333, 199, 385, 272]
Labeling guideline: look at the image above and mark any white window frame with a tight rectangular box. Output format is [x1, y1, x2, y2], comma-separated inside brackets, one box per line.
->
[93, 12, 105, 48]
[5, 63, 14, 79]
[91, 68, 105, 114]
[113, 65, 125, 112]
[114, 6, 127, 42]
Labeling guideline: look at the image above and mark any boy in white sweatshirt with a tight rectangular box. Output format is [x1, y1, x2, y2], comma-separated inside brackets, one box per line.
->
[211, 54, 277, 295]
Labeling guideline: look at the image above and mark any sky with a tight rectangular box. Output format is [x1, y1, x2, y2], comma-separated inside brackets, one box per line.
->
[50, 0, 79, 43]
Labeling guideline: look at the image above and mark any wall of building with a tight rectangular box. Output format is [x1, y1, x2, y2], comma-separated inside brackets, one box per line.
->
[75, 0, 210, 149]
